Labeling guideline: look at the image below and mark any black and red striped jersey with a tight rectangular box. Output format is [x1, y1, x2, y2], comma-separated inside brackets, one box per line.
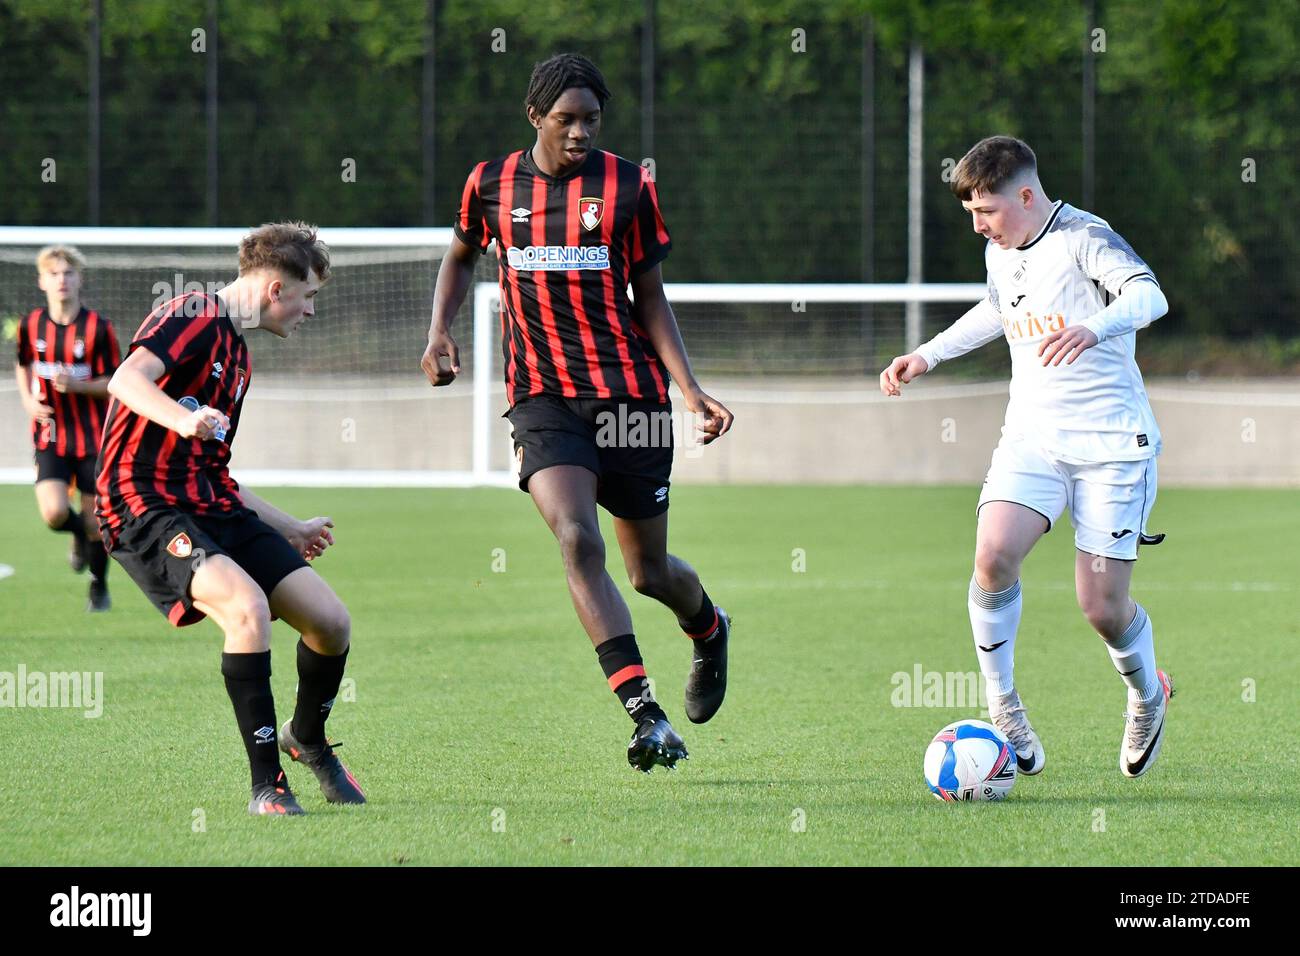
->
[455, 147, 673, 405]
[95, 293, 251, 549]
[15, 307, 121, 457]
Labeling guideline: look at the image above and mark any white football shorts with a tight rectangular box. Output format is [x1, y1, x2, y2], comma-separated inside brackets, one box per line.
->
[976, 433, 1158, 560]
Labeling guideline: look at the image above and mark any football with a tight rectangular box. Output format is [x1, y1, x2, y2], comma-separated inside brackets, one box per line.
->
[924, 719, 1017, 802]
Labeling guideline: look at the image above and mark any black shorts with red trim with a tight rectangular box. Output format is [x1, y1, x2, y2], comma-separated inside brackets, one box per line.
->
[107, 506, 308, 627]
[34, 447, 97, 492]
[505, 395, 673, 520]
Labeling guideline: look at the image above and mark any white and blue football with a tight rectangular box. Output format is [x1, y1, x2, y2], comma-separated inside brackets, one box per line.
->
[924, 719, 1017, 802]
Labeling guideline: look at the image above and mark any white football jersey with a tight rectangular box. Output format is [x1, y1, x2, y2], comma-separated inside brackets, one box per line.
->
[921, 201, 1162, 464]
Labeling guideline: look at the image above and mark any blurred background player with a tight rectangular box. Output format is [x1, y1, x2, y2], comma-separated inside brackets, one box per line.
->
[13, 244, 120, 611]
[420, 53, 735, 772]
[880, 136, 1174, 779]
[95, 222, 364, 815]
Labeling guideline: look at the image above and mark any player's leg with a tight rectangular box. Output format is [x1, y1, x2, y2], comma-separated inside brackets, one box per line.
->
[528, 464, 685, 770]
[971, 438, 1067, 774]
[1071, 457, 1171, 777]
[973, 501, 1051, 774]
[34, 459, 86, 570]
[613, 512, 731, 724]
[189, 551, 301, 813]
[77, 459, 110, 610]
[266, 567, 365, 804]
[529, 464, 633, 643]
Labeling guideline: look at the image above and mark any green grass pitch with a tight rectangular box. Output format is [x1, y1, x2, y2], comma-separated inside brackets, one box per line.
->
[1, 484, 1295, 866]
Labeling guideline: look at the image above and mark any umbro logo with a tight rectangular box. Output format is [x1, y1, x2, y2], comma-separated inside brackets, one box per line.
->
[1011, 294, 1025, 308]
[253, 726, 275, 742]
[1111, 529, 1133, 539]
[654, 486, 668, 503]
[211, 361, 223, 378]
[511, 207, 532, 223]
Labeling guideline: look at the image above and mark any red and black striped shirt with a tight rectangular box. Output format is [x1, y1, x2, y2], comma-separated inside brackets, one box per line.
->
[95, 293, 251, 549]
[15, 307, 121, 457]
[455, 147, 673, 405]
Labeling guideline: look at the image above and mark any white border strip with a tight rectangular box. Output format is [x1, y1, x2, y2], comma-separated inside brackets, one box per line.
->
[0, 226, 454, 248]
[660, 282, 987, 303]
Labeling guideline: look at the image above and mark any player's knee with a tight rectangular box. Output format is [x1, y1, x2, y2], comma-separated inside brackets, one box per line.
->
[973, 544, 1019, 590]
[1079, 595, 1126, 640]
[227, 593, 273, 646]
[627, 560, 670, 600]
[41, 505, 70, 529]
[555, 520, 604, 570]
[312, 605, 351, 653]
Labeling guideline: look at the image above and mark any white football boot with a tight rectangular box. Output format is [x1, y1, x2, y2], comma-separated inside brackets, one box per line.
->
[989, 687, 1045, 775]
[1121, 669, 1173, 778]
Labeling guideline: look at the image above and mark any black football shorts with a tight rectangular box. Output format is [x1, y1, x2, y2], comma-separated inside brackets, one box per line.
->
[108, 506, 308, 627]
[505, 395, 674, 520]
[34, 447, 97, 493]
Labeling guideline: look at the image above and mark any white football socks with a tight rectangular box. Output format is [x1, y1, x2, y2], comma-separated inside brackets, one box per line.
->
[1103, 603, 1160, 702]
[969, 577, 1022, 700]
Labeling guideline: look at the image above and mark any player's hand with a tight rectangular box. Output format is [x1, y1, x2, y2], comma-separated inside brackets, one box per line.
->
[176, 406, 230, 441]
[51, 370, 74, 393]
[290, 517, 335, 561]
[683, 389, 734, 445]
[1038, 326, 1098, 366]
[879, 353, 929, 396]
[421, 329, 461, 387]
[24, 398, 54, 421]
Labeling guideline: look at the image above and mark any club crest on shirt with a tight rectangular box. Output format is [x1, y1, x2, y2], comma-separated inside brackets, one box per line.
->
[1011, 258, 1030, 287]
[74, 339, 85, 359]
[579, 197, 604, 231]
[35, 339, 47, 352]
[166, 532, 193, 558]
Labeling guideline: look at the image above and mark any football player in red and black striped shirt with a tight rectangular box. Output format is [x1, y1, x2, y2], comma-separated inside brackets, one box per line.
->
[421, 54, 735, 772]
[14, 245, 121, 611]
[96, 222, 364, 816]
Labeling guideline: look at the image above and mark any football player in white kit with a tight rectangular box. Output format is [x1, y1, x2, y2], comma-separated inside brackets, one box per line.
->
[880, 136, 1173, 779]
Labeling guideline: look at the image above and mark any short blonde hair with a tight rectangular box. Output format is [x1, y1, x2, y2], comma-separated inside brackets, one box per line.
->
[36, 244, 87, 274]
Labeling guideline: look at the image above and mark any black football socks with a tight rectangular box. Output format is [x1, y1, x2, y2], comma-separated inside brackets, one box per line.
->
[292, 639, 348, 745]
[86, 538, 109, 581]
[55, 509, 85, 543]
[221, 651, 283, 788]
[679, 589, 720, 641]
[597, 634, 666, 723]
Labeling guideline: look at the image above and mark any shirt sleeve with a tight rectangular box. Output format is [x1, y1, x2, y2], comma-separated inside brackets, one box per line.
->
[16, 313, 32, 366]
[1075, 221, 1157, 298]
[1080, 278, 1168, 343]
[914, 295, 1005, 370]
[452, 163, 491, 253]
[93, 318, 122, 377]
[130, 302, 219, 374]
[628, 168, 672, 277]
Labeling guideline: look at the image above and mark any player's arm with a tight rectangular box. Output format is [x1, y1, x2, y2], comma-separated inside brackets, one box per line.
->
[420, 234, 480, 387]
[1039, 222, 1168, 366]
[236, 487, 334, 561]
[630, 264, 734, 444]
[107, 348, 228, 440]
[51, 372, 111, 398]
[1038, 279, 1167, 366]
[14, 363, 53, 421]
[880, 295, 1004, 396]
